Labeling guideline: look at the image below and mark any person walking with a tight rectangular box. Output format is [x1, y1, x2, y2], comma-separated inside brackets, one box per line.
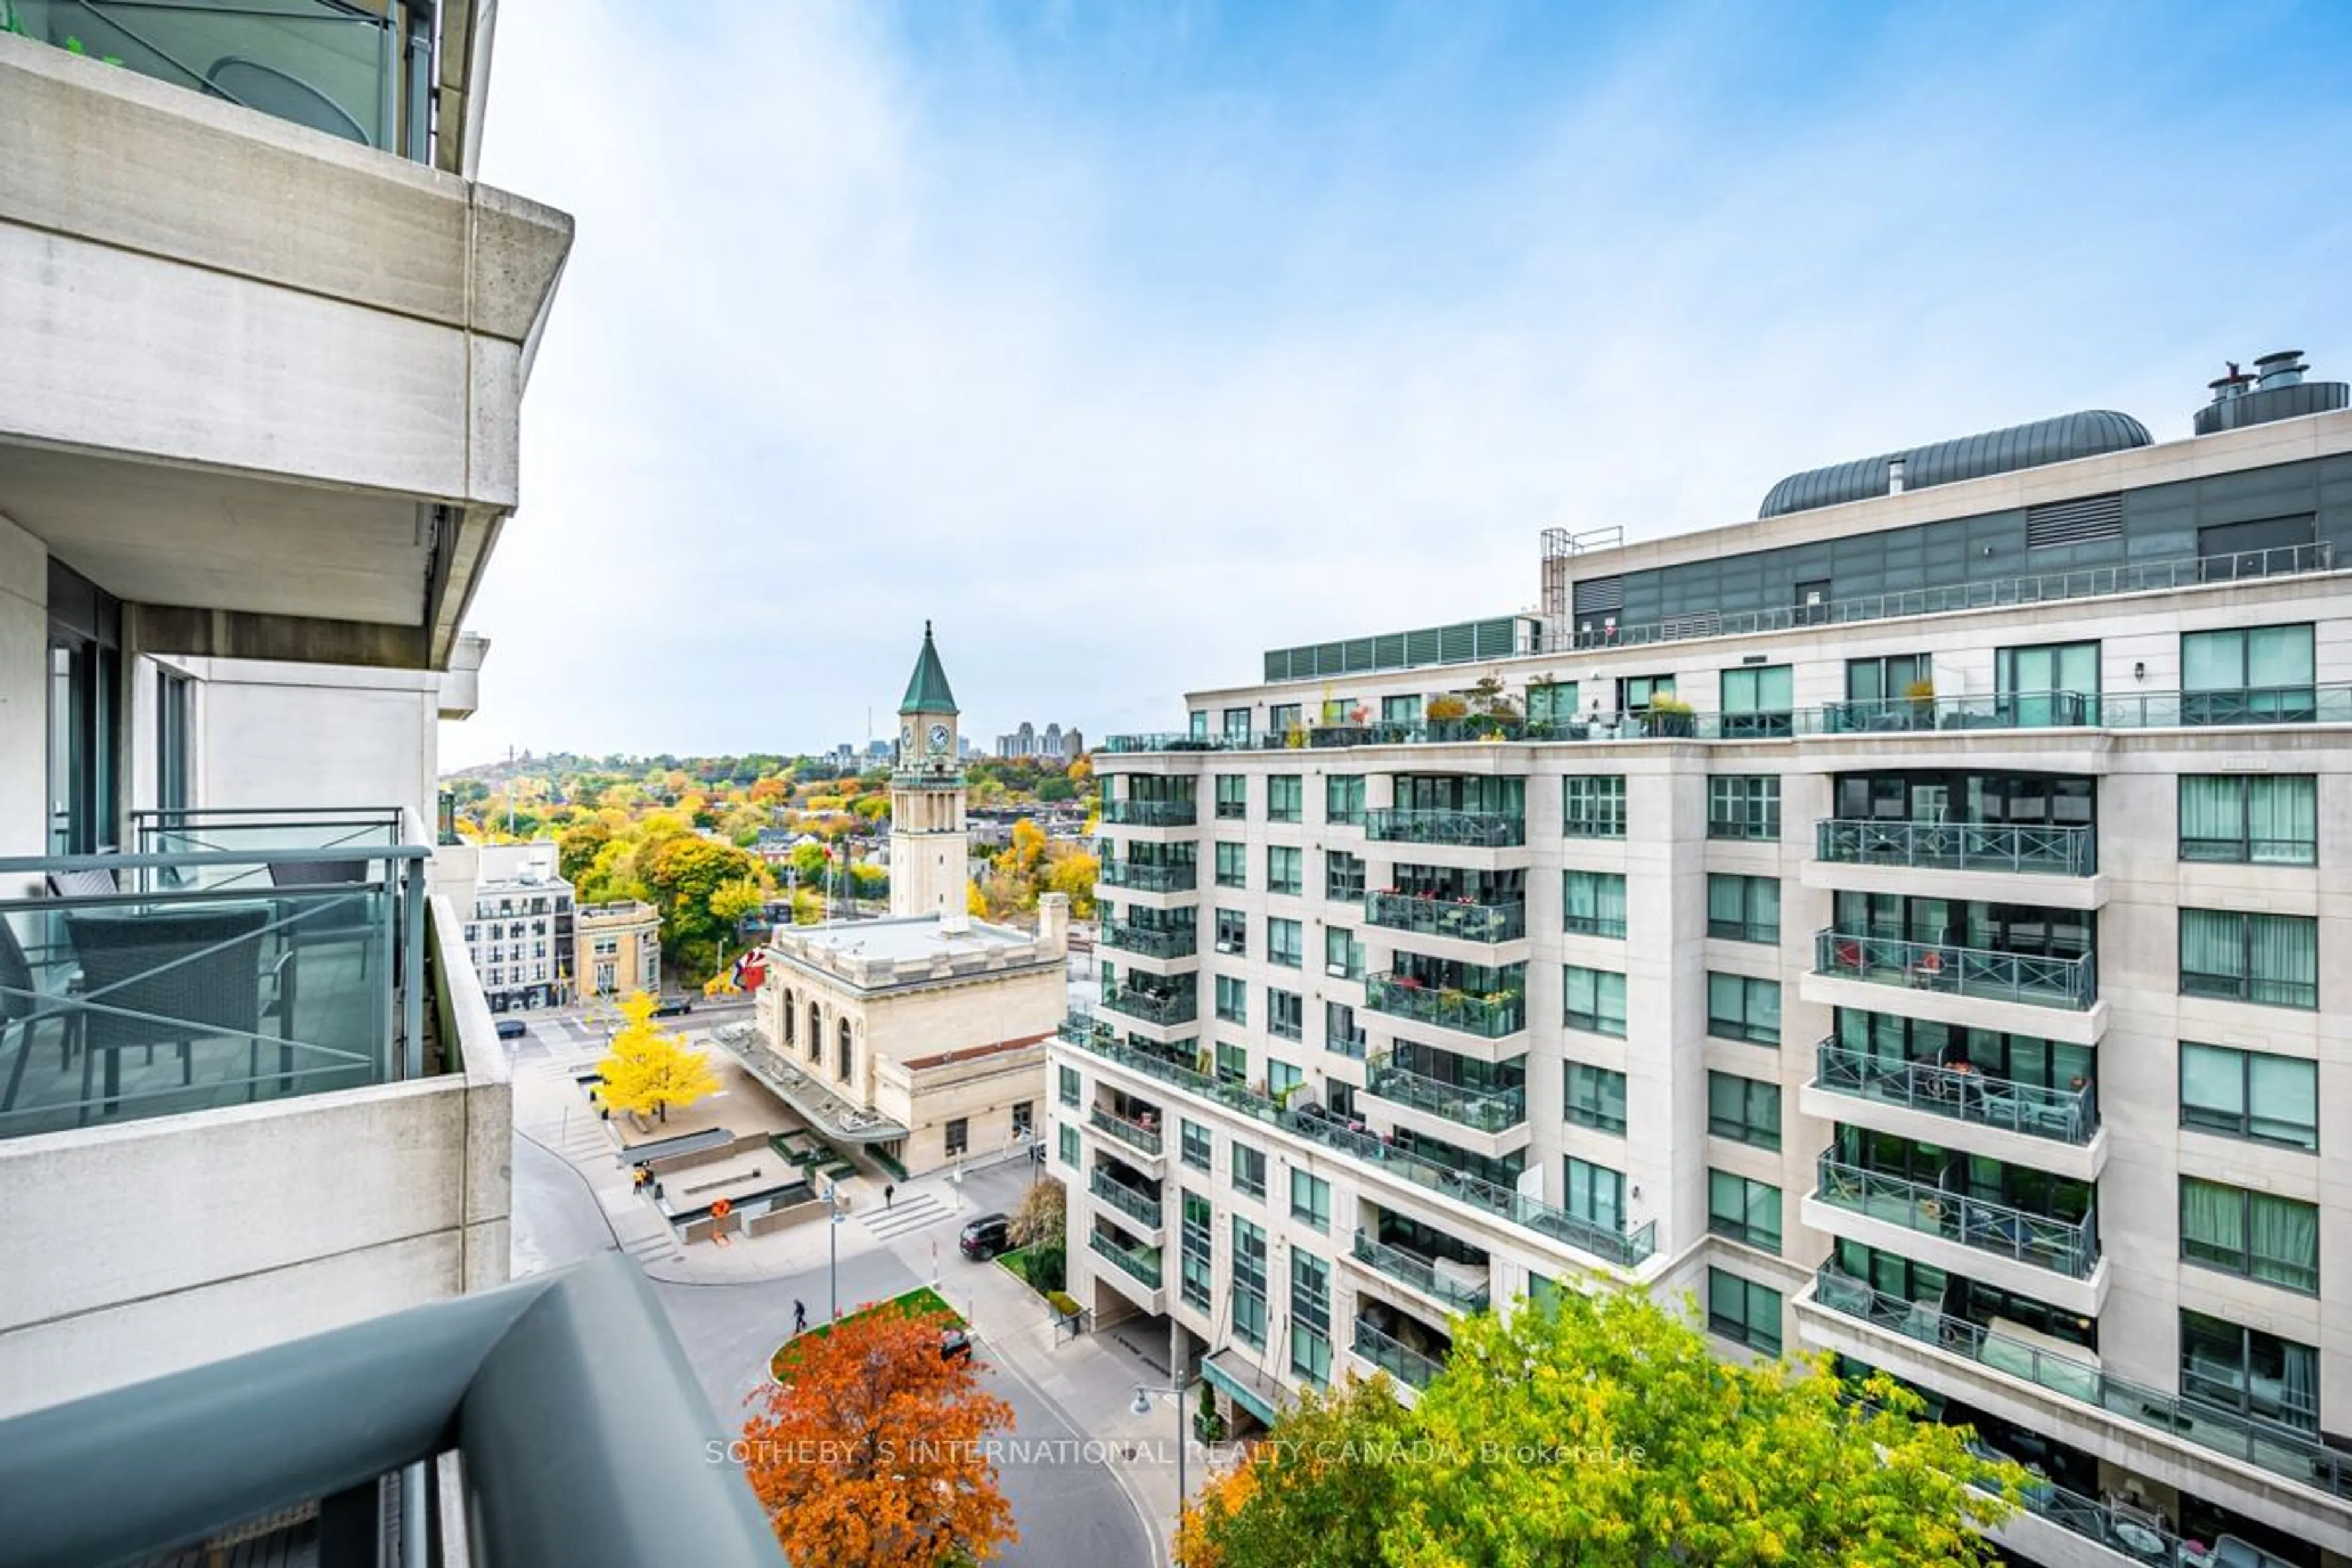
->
[793, 1299, 808, 1336]
[884, 1183, 896, 1210]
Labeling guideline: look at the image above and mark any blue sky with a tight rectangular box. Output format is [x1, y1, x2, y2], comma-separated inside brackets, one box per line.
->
[451, 1, 2352, 764]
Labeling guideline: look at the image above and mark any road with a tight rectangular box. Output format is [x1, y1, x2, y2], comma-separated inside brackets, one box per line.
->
[507, 1030, 1153, 1568]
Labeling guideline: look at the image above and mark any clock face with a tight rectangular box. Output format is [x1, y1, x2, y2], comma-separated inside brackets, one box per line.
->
[928, 722, 951, 752]
[900, 723, 913, 750]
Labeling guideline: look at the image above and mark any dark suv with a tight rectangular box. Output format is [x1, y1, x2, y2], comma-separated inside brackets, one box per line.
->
[958, 1213, 1011, 1261]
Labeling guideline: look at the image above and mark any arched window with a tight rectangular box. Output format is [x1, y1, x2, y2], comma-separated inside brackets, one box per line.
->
[807, 1003, 821, 1060]
[837, 1019, 853, 1082]
[782, 990, 797, 1045]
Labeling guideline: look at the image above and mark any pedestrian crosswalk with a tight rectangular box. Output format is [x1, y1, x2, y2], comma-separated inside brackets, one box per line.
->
[862, 1191, 953, 1241]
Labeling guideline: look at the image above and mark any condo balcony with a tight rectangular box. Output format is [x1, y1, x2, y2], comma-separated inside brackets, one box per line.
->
[1087, 1104, 1165, 1159]
[1088, 1226, 1163, 1290]
[1351, 1317, 1447, 1392]
[1806, 1267, 2351, 1510]
[1364, 809, 1526, 848]
[1098, 861, 1197, 894]
[1089, 1166, 1164, 1232]
[1056, 1014, 1289, 1129]
[1814, 930, 2095, 1011]
[1811, 1039, 2098, 1145]
[1811, 1151, 2099, 1281]
[1815, 820, 2097, 878]
[1349, 1229, 1491, 1313]
[1363, 891, 1526, 944]
[1364, 1054, 1527, 1136]
[1098, 981, 1197, 1030]
[1363, 973, 1526, 1041]
[1098, 920, 1197, 962]
[1101, 800, 1198, 828]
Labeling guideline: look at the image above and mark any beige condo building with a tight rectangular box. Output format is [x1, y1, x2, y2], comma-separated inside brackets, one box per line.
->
[1056, 354, 2352, 1568]
[577, 899, 662, 999]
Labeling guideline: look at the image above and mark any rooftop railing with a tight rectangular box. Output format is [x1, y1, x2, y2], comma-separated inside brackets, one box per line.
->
[1090, 1169, 1164, 1229]
[1098, 920, 1198, 961]
[1088, 1227, 1163, 1289]
[1098, 861, 1197, 893]
[11, 0, 434, 160]
[1363, 891, 1526, 944]
[1809, 1266, 2347, 1501]
[1058, 1013, 1288, 1128]
[1101, 799, 1199, 827]
[1352, 1319, 1446, 1390]
[1364, 973, 1526, 1039]
[1363, 808, 1526, 848]
[1099, 982, 1198, 1029]
[1814, 929, 2096, 1011]
[1351, 1229, 1491, 1312]
[1812, 1152, 2100, 1279]
[1812, 1039, 2098, 1144]
[0, 820, 431, 1140]
[1814, 819, 2097, 877]
[1365, 1055, 1526, 1134]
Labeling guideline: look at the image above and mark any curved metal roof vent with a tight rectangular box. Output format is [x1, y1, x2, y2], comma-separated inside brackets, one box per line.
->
[1757, 410, 2153, 519]
[2193, 350, 2348, 436]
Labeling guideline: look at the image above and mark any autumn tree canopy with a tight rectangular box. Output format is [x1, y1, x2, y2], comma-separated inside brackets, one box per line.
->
[594, 990, 718, 1125]
[742, 1299, 1017, 1568]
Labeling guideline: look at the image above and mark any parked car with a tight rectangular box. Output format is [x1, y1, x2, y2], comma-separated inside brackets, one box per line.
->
[495, 1019, 527, 1041]
[939, 1326, 973, 1362]
[651, 997, 695, 1017]
[958, 1213, 1011, 1260]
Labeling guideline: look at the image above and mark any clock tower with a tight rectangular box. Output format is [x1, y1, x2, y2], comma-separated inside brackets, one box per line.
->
[891, 621, 970, 927]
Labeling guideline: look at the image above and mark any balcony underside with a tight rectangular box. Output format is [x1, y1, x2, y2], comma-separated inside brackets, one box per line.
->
[1798, 1082, 2106, 1183]
[1800, 971, 2107, 1047]
[1359, 1088, 1529, 1161]
[1800, 1192, 2107, 1317]
[1801, 858, 2109, 911]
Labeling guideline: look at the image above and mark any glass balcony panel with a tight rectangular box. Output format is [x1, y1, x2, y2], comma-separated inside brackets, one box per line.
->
[1365, 1056, 1526, 1133]
[1101, 800, 1198, 827]
[1088, 1228, 1162, 1288]
[1099, 921, 1197, 960]
[1089, 1169, 1163, 1229]
[1351, 1229, 1490, 1311]
[1814, 820, 2097, 876]
[1812, 1152, 2099, 1278]
[1363, 973, 1525, 1039]
[1087, 1104, 1164, 1156]
[1814, 929, 2095, 1011]
[1099, 983, 1197, 1028]
[1812, 1039, 2098, 1143]
[1363, 892, 1526, 943]
[1363, 809, 1526, 848]
[1352, 1320, 1445, 1389]
[1098, 862, 1197, 893]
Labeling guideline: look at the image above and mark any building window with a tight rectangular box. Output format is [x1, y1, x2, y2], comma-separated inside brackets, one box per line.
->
[1564, 1158, 1625, 1233]
[1381, 695, 1419, 724]
[1268, 1060, 1302, 1101]
[1181, 1118, 1213, 1171]
[1215, 775, 1248, 820]
[1214, 908, 1248, 955]
[1215, 843, 1247, 888]
[1267, 846, 1303, 897]
[1707, 1171, 1783, 1254]
[155, 668, 191, 813]
[1012, 1101, 1034, 1139]
[1180, 1190, 1214, 1311]
[1221, 707, 1253, 744]
[1708, 776, 1781, 840]
[1324, 925, 1363, 980]
[1996, 639, 2100, 725]
[1268, 703, 1302, 737]
[1058, 1124, 1079, 1167]
[1707, 1072, 1781, 1150]
[1706, 875, 1780, 944]
[1215, 976, 1247, 1024]
[1325, 775, 1365, 826]
[1562, 871, 1627, 938]
[1565, 1063, 1627, 1134]
[2180, 909, 2318, 1009]
[1562, 775, 1627, 838]
[2179, 775, 2317, 865]
[1616, 674, 1675, 714]
[1563, 965, 1627, 1037]
[945, 1118, 969, 1158]
[2181, 1178, 2318, 1293]
[1325, 850, 1366, 902]
[2180, 624, 2316, 724]
[1707, 973, 1781, 1046]
[1325, 1001, 1366, 1059]
[1719, 665, 1793, 737]
[1845, 653, 1929, 708]
[1707, 1270, 1782, 1355]
[1289, 1250, 1332, 1384]
[1268, 989, 1303, 1041]
[1268, 918, 1303, 968]
[1268, 775, 1303, 823]
[1058, 1065, 1081, 1107]
[1527, 681, 1578, 729]
[1232, 1218, 1268, 1348]
[1191, 710, 1210, 742]
[1215, 1042, 1248, 1084]
[1232, 1144, 1267, 1200]
[2180, 1310, 2318, 1433]
[1290, 1169, 1331, 1232]
[2180, 1042, 2317, 1150]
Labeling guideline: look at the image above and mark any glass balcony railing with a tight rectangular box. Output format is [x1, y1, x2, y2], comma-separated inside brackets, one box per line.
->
[10, 0, 432, 160]
[1351, 1230, 1490, 1311]
[1099, 921, 1197, 961]
[1099, 984, 1197, 1029]
[1058, 1014, 1289, 1128]
[1101, 800, 1198, 827]
[1352, 1320, 1445, 1389]
[1098, 861, 1197, 893]
[1363, 892, 1526, 943]
[1363, 808, 1526, 848]
[2103, 683, 2352, 728]
[1088, 1229, 1163, 1289]
[1089, 1169, 1163, 1229]
[1810, 1267, 2350, 1501]
[1365, 1057, 1526, 1134]
[1814, 930, 2096, 1011]
[1364, 974, 1526, 1039]
[1814, 820, 2097, 876]
[1812, 1152, 2100, 1278]
[1087, 1104, 1164, 1157]
[1813, 1039, 2098, 1144]
[0, 816, 431, 1139]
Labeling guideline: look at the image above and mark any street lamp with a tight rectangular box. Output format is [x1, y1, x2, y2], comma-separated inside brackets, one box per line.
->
[1132, 1374, 1199, 1561]
[827, 1193, 848, 1321]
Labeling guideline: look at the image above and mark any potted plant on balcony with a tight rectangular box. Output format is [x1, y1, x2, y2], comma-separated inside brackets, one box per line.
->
[1193, 1381, 1227, 1444]
[1904, 676, 1937, 729]
[1463, 675, 1523, 741]
[1646, 693, 1696, 737]
[1425, 694, 1469, 741]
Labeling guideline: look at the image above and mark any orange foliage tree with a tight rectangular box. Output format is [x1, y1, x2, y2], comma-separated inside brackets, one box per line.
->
[741, 1300, 1018, 1568]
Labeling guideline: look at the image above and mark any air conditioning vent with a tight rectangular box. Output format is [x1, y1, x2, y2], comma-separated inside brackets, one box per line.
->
[1570, 576, 1626, 616]
[2026, 492, 2123, 549]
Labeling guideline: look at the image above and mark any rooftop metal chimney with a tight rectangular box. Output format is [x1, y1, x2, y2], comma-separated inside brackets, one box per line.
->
[2253, 350, 2308, 391]
[2194, 349, 2346, 436]
[1887, 456, 1907, 495]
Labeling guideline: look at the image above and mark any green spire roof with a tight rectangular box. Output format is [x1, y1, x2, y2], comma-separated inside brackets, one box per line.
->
[899, 620, 959, 714]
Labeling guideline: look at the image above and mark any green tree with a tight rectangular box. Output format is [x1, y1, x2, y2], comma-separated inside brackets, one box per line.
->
[1179, 1375, 1410, 1568]
[558, 818, 612, 887]
[1035, 775, 1077, 802]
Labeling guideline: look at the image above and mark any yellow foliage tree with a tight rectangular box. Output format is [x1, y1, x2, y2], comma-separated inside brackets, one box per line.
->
[1042, 849, 1099, 919]
[967, 879, 988, 919]
[595, 991, 719, 1125]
